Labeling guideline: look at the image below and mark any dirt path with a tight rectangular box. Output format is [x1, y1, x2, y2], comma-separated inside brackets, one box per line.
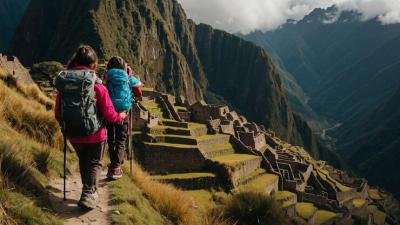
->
[47, 170, 111, 225]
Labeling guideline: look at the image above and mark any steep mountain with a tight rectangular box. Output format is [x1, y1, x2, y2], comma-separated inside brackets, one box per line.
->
[242, 6, 400, 196]
[341, 88, 400, 198]
[10, 0, 333, 160]
[0, 0, 30, 52]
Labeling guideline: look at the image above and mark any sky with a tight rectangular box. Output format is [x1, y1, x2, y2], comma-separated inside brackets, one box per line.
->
[177, 0, 400, 33]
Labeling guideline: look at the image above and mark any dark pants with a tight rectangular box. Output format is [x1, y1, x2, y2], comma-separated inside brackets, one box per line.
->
[106, 117, 129, 168]
[72, 142, 105, 193]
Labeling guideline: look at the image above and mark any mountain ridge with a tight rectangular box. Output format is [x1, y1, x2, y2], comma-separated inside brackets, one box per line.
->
[9, 0, 334, 161]
[242, 6, 400, 198]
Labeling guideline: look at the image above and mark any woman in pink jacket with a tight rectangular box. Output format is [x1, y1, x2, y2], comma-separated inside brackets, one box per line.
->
[55, 45, 127, 209]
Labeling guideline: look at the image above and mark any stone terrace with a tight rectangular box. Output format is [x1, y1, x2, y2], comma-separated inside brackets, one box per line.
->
[133, 90, 279, 196]
[131, 88, 399, 225]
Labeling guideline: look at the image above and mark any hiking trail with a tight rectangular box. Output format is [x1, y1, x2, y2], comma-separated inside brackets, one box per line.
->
[48, 170, 111, 225]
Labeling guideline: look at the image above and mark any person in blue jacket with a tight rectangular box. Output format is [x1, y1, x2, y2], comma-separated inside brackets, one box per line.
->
[104, 56, 142, 179]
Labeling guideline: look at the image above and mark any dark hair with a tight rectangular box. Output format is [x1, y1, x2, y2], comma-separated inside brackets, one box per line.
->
[107, 56, 126, 70]
[67, 45, 98, 69]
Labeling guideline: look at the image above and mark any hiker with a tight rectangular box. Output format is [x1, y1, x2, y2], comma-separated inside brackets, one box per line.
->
[54, 45, 127, 209]
[104, 56, 142, 180]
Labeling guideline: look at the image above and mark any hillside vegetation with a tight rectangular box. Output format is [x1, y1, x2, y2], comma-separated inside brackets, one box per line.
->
[0, 69, 64, 225]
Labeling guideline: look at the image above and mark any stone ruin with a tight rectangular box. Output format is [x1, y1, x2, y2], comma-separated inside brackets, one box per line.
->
[130, 88, 400, 225]
[0, 54, 34, 84]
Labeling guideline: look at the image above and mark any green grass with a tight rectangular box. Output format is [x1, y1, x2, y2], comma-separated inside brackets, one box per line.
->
[152, 172, 216, 180]
[141, 100, 159, 109]
[185, 190, 216, 209]
[314, 210, 337, 225]
[144, 142, 197, 148]
[213, 154, 260, 166]
[108, 176, 165, 225]
[352, 199, 367, 208]
[175, 106, 187, 111]
[296, 203, 317, 220]
[187, 122, 207, 129]
[202, 143, 233, 151]
[273, 191, 296, 201]
[0, 191, 61, 225]
[196, 134, 227, 141]
[240, 173, 278, 193]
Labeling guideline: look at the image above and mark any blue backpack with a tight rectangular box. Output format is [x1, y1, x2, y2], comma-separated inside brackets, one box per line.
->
[107, 69, 132, 112]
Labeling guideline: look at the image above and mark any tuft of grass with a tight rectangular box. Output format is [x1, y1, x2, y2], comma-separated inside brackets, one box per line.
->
[0, 202, 18, 225]
[125, 163, 200, 225]
[220, 192, 288, 225]
[0, 74, 62, 148]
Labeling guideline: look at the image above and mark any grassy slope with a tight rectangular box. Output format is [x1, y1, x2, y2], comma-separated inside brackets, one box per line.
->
[0, 70, 64, 225]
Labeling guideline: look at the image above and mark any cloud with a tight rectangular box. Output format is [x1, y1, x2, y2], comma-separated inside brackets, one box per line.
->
[177, 0, 400, 33]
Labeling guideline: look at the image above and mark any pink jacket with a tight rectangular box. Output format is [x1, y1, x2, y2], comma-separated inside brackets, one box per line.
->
[55, 66, 123, 144]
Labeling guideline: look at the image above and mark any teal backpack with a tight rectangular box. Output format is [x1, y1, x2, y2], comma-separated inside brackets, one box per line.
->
[55, 70, 103, 137]
[107, 69, 132, 112]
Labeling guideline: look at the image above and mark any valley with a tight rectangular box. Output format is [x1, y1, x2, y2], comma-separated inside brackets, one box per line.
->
[242, 6, 400, 199]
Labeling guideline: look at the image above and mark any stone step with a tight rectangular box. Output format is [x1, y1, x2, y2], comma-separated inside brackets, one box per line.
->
[296, 202, 318, 224]
[147, 125, 207, 137]
[238, 168, 279, 195]
[162, 119, 189, 128]
[200, 143, 235, 158]
[212, 153, 262, 186]
[140, 99, 164, 118]
[197, 134, 231, 148]
[151, 172, 217, 190]
[164, 125, 207, 137]
[145, 134, 197, 145]
[145, 133, 230, 146]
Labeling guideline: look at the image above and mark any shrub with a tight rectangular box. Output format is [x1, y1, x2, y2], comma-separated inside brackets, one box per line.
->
[221, 192, 288, 225]
[30, 61, 64, 81]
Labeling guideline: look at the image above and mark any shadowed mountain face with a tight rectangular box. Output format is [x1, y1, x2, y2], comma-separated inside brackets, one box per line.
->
[242, 6, 400, 197]
[10, 0, 336, 161]
[0, 0, 30, 52]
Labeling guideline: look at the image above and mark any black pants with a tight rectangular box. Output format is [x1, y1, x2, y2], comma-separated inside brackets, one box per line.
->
[72, 142, 105, 193]
[106, 116, 129, 168]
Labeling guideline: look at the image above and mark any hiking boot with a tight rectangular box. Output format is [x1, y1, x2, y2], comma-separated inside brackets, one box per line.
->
[107, 167, 123, 180]
[78, 191, 99, 209]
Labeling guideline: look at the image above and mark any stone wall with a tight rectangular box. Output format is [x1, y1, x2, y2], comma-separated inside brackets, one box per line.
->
[206, 119, 221, 134]
[220, 120, 235, 136]
[143, 145, 206, 173]
[230, 157, 263, 187]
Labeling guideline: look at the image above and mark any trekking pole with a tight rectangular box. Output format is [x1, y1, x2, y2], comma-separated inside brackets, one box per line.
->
[128, 109, 133, 177]
[63, 134, 67, 201]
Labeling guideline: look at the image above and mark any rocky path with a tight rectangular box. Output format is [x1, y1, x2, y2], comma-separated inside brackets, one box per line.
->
[48, 170, 111, 225]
